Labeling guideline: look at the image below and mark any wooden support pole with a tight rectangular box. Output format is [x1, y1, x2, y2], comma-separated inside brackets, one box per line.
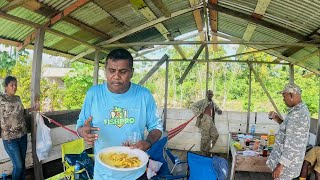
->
[31, 27, 45, 180]
[138, 54, 169, 85]
[178, 44, 205, 84]
[289, 64, 294, 84]
[102, 40, 319, 48]
[93, 50, 100, 85]
[205, 44, 209, 92]
[317, 75, 320, 145]
[163, 59, 169, 131]
[249, 63, 283, 120]
[247, 65, 252, 133]
[17, 0, 90, 50]
[316, 49, 320, 145]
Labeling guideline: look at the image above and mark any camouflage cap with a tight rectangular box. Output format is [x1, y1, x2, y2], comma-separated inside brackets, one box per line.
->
[278, 83, 302, 94]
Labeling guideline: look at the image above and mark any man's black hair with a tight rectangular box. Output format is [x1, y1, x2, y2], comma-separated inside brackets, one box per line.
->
[4, 76, 17, 87]
[105, 48, 133, 69]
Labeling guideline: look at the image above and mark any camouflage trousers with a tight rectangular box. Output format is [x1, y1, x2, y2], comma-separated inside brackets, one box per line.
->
[199, 114, 219, 152]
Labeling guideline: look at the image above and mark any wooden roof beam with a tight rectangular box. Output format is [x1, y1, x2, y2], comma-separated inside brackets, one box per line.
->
[17, 0, 90, 51]
[207, 3, 307, 41]
[0, 38, 20, 46]
[138, 54, 169, 85]
[0, 36, 95, 63]
[102, 40, 319, 48]
[134, 31, 200, 58]
[0, 10, 99, 49]
[274, 27, 320, 62]
[178, 44, 205, 84]
[208, 0, 218, 51]
[189, 0, 204, 41]
[236, 23, 256, 55]
[151, 0, 171, 17]
[98, 5, 202, 46]
[236, 0, 270, 54]
[129, 0, 187, 59]
[1, 0, 31, 12]
[291, 49, 320, 64]
[211, 31, 320, 74]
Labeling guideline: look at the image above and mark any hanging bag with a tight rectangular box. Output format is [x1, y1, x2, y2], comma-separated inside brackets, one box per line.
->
[36, 112, 52, 161]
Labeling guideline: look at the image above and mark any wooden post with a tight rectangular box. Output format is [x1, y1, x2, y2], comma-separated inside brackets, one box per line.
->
[317, 78, 320, 145]
[178, 44, 205, 84]
[93, 50, 100, 85]
[139, 54, 168, 85]
[289, 64, 294, 84]
[205, 44, 209, 92]
[163, 59, 169, 131]
[249, 63, 283, 120]
[31, 27, 45, 180]
[316, 49, 320, 145]
[247, 64, 252, 133]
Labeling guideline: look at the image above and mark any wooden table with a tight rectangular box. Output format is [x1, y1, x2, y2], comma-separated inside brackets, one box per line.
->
[228, 132, 272, 180]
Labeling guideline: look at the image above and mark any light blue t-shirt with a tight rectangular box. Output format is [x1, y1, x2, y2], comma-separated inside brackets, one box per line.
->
[76, 82, 163, 180]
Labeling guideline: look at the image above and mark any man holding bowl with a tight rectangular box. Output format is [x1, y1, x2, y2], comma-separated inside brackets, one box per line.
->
[76, 48, 163, 180]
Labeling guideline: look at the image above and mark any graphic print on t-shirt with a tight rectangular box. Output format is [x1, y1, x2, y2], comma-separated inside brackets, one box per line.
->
[104, 106, 135, 128]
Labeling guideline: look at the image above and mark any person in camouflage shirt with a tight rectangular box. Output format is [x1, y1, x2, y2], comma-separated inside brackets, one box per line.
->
[191, 90, 222, 156]
[0, 76, 39, 180]
[267, 83, 310, 180]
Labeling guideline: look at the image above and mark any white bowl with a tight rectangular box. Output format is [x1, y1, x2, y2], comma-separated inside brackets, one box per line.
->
[97, 146, 149, 172]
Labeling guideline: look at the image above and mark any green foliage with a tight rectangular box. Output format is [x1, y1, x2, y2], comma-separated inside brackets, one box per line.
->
[0, 51, 16, 76]
[62, 62, 94, 109]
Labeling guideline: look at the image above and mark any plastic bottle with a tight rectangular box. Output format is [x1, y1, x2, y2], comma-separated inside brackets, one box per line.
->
[74, 161, 81, 180]
[268, 129, 275, 147]
[250, 124, 255, 136]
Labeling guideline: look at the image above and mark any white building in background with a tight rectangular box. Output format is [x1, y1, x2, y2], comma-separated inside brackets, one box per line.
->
[42, 68, 73, 88]
[42, 67, 105, 88]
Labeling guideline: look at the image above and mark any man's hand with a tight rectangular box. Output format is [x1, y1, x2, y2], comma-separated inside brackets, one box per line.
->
[272, 163, 284, 179]
[133, 140, 151, 151]
[78, 116, 100, 145]
[217, 110, 222, 115]
[268, 111, 283, 124]
[122, 140, 151, 151]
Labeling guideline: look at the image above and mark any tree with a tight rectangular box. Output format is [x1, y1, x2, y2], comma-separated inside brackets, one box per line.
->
[62, 62, 94, 109]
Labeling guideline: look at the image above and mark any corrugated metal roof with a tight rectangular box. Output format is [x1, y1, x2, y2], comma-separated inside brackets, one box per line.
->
[266, 0, 320, 36]
[43, 0, 76, 11]
[163, 12, 197, 37]
[0, 0, 7, 8]
[0, 0, 318, 73]
[70, 2, 109, 26]
[218, 14, 248, 39]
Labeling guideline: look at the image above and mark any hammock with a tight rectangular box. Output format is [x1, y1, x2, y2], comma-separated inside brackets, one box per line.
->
[168, 116, 195, 140]
[40, 114, 196, 140]
[41, 114, 78, 136]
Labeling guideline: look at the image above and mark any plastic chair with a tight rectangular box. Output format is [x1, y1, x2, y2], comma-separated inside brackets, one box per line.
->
[187, 152, 217, 180]
[147, 136, 188, 180]
[61, 138, 94, 180]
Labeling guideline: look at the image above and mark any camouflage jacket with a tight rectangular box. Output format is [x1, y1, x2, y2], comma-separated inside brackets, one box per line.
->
[266, 102, 310, 179]
[0, 94, 27, 140]
[190, 99, 221, 127]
